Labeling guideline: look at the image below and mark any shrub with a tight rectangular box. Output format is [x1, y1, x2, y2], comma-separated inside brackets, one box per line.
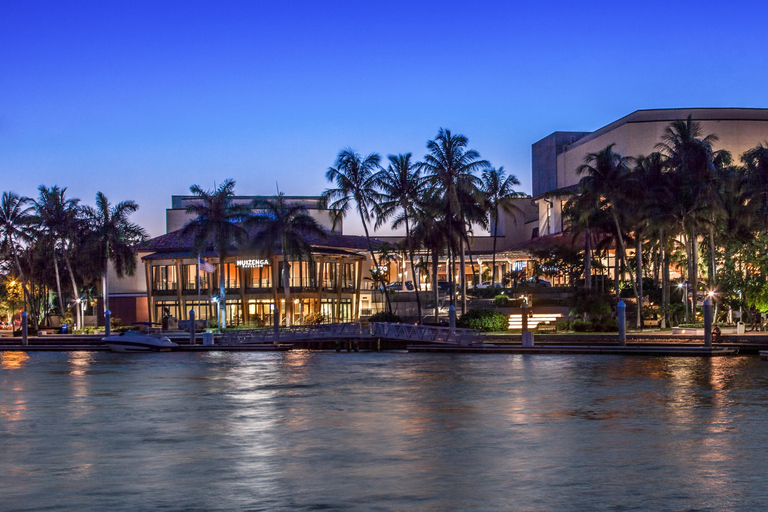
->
[556, 319, 572, 331]
[492, 295, 512, 307]
[368, 311, 404, 323]
[302, 313, 325, 325]
[572, 319, 591, 332]
[457, 309, 508, 332]
[592, 317, 619, 332]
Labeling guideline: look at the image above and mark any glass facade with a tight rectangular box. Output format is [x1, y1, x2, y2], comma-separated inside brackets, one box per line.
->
[148, 256, 361, 326]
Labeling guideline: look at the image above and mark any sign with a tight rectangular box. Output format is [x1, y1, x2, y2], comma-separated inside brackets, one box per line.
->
[236, 259, 270, 268]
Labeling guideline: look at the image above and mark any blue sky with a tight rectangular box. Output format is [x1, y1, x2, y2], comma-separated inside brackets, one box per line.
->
[2, 0, 767, 236]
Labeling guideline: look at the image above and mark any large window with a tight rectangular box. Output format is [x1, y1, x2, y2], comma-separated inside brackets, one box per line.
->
[341, 262, 356, 289]
[183, 264, 210, 292]
[224, 263, 240, 289]
[247, 264, 272, 289]
[152, 265, 177, 291]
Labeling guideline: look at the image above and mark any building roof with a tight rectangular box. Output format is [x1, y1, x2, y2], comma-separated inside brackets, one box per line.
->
[136, 226, 377, 260]
[556, 107, 768, 153]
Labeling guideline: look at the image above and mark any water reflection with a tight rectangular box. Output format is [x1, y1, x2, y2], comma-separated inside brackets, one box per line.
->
[2, 352, 768, 511]
[1, 351, 29, 369]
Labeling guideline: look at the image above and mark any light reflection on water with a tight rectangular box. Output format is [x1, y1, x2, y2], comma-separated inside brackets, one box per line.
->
[2, 352, 768, 511]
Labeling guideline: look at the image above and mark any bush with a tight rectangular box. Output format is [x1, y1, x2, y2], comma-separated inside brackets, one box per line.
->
[556, 319, 572, 331]
[492, 295, 512, 307]
[302, 313, 325, 325]
[457, 308, 508, 332]
[572, 319, 591, 332]
[368, 311, 404, 323]
[592, 317, 619, 332]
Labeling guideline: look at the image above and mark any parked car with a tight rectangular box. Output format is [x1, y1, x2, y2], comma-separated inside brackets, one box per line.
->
[474, 281, 502, 289]
[383, 281, 414, 291]
[517, 278, 551, 287]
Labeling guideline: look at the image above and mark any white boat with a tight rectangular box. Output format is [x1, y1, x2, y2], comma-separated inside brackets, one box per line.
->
[103, 330, 178, 352]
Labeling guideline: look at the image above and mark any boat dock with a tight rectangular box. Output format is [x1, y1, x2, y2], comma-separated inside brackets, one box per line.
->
[0, 323, 764, 357]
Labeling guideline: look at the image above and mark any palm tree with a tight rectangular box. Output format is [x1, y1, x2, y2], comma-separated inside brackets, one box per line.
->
[375, 153, 425, 321]
[656, 116, 728, 317]
[0, 192, 35, 324]
[421, 128, 489, 314]
[577, 145, 639, 303]
[247, 191, 326, 326]
[34, 186, 83, 330]
[322, 148, 391, 312]
[480, 166, 524, 288]
[182, 180, 251, 330]
[82, 192, 147, 314]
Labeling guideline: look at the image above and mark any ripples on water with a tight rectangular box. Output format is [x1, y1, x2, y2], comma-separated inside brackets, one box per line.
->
[2, 351, 768, 511]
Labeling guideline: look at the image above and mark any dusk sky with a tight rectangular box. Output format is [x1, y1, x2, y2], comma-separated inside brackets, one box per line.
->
[2, 0, 767, 237]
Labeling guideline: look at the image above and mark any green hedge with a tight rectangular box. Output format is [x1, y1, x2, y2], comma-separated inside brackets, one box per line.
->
[492, 295, 512, 307]
[457, 309, 508, 332]
[368, 311, 404, 323]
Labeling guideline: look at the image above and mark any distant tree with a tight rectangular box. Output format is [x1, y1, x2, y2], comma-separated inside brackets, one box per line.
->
[376, 153, 424, 320]
[82, 192, 147, 313]
[0, 192, 35, 323]
[34, 186, 83, 329]
[480, 166, 524, 288]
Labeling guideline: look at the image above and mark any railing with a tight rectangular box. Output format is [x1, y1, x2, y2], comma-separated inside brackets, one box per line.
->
[219, 323, 366, 344]
[370, 322, 484, 346]
[219, 321, 485, 346]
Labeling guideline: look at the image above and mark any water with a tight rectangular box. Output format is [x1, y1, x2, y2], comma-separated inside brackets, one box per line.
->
[2, 351, 768, 511]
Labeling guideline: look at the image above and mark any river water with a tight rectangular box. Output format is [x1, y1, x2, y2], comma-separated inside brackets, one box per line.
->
[2, 351, 768, 511]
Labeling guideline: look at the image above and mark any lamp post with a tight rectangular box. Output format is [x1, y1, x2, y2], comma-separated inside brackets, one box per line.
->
[211, 296, 221, 332]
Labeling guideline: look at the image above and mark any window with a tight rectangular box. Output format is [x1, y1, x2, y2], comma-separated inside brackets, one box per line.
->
[152, 265, 177, 291]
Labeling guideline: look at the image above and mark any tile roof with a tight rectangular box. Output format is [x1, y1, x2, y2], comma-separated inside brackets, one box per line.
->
[136, 226, 378, 259]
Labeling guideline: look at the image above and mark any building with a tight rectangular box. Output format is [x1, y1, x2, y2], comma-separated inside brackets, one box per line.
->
[107, 194, 378, 327]
[532, 108, 768, 236]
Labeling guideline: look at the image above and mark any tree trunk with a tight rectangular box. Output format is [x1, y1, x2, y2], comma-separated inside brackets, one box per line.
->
[613, 244, 620, 297]
[636, 235, 643, 329]
[432, 249, 439, 323]
[11, 244, 35, 326]
[660, 228, 668, 329]
[584, 229, 592, 290]
[53, 251, 65, 323]
[611, 212, 638, 302]
[460, 238, 467, 316]
[405, 217, 422, 323]
[282, 250, 292, 327]
[219, 258, 227, 330]
[63, 250, 82, 331]
[359, 209, 391, 314]
[491, 210, 499, 288]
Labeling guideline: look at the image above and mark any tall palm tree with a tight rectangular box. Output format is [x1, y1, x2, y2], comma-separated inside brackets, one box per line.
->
[82, 192, 147, 314]
[577, 144, 639, 303]
[375, 153, 425, 321]
[34, 186, 83, 329]
[322, 148, 391, 312]
[0, 192, 35, 323]
[480, 166, 524, 288]
[247, 192, 326, 326]
[421, 128, 489, 314]
[182, 180, 251, 330]
[656, 116, 727, 316]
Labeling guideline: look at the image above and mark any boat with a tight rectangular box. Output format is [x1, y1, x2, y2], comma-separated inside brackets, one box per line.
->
[103, 330, 178, 352]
